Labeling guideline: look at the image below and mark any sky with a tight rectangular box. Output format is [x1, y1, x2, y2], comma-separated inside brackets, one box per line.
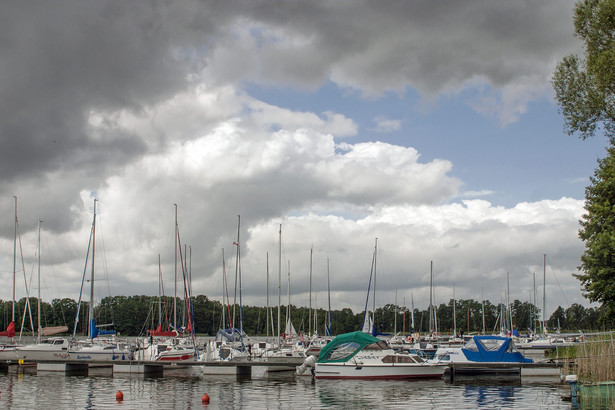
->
[0, 0, 610, 324]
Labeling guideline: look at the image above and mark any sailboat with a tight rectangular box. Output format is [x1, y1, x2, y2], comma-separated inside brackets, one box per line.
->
[200, 219, 251, 373]
[0, 197, 21, 361]
[263, 225, 307, 372]
[136, 204, 196, 362]
[361, 239, 378, 336]
[18, 200, 131, 362]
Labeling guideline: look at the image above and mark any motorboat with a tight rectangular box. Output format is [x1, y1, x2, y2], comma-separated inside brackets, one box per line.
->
[429, 335, 532, 375]
[312, 331, 447, 380]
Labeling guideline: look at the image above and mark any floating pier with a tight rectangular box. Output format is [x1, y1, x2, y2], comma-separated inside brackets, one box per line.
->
[447, 361, 564, 380]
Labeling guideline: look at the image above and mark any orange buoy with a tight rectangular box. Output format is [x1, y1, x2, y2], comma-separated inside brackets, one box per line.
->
[116, 390, 124, 401]
[202, 393, 210, 404]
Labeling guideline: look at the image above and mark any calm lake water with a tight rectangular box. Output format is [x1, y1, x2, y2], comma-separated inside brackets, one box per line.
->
[0, 366, 573, 409]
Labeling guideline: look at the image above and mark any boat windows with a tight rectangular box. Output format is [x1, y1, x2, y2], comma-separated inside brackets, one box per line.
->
[479, 338, 505, 352]
[363, 340, 388, 350]
[321, 342, 361, 361]
[382, 355, 423, 364]
[462, 339, 479, 352]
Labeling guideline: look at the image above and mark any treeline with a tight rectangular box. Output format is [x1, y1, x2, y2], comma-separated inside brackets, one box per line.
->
[0, 295, 611, 337]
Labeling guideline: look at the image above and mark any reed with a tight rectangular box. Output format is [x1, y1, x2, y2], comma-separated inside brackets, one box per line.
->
[574, 333, 615, 383]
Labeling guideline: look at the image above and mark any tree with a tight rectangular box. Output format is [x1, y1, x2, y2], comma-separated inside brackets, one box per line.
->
[577, 146, 615, 321]
[552, 0, 615, 142]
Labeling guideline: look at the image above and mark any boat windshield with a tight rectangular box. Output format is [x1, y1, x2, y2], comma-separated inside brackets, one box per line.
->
[320, 342, 361, 361]
[363, 340, 389, 350]
[463, 337, 508, 352]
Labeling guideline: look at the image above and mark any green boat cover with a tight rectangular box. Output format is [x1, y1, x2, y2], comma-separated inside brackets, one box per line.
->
[317, 331, 382, 363]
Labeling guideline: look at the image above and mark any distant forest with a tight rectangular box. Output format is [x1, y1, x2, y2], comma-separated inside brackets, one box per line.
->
[0, 295, 611, 337]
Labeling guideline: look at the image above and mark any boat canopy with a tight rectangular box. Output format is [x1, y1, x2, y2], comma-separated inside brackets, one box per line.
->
[89, 319, 116, 339]
[462, 335, 532, 363]
[216, 328, 246, 342]
[317, 331, 383, 364]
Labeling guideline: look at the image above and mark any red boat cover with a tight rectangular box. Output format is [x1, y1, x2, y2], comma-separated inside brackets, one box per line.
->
[0, 321, 15, 338]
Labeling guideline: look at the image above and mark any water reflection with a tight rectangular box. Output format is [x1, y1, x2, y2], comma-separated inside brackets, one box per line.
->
[0, 366, 572, 409]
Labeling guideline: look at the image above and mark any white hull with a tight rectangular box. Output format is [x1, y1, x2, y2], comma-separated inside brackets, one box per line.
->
[0, 346, 18, 361]
[16, 338, 131, 362]
[315, 362, 446, 379]
[17, 348, 129, 362]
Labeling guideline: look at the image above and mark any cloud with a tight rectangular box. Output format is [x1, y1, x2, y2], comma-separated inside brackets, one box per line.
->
[0, 1, 594, 321]
[373, 116, 402, 133]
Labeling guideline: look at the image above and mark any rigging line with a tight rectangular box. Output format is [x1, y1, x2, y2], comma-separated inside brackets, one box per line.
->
[17, 217, 35, 338]
[95, 206, 116, 326]
[545, 255, 570, 307]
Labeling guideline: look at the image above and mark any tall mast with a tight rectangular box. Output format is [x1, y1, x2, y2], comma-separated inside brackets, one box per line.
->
[221, 248, 226, 330]
[327, 258, 332, 336]
[12, 196, 17, 323]
[277, 224, 281, 345]
[174, 204, 177, 330]
[394, 286, 397, 335]
[429, 261, 433, 334]
[507, 272, 511, 331]
[373, 238, 377, 326]
[88, 199, 97, 339]
[533, 271, 537, 333]
[453, 282, 456, 336]
[232, 215, 240, 329]
[158, 254, 162, 329]
[481, 287, 486, 334]
[309, 246, 313, 336]
[411, 292, 415, 331]
[266, 252, 270, 337]
[543, 254, 546, 334]
[37, 220, 42, 343]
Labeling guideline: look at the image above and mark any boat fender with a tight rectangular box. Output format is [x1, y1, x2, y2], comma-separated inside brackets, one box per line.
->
[296, 355, 317, 375]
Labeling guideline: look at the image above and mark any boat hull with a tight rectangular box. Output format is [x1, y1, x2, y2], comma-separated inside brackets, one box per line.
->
[315, 362, 446, 380]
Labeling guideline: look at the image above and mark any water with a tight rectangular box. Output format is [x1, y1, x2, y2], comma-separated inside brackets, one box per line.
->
[0, 366, 572, 409]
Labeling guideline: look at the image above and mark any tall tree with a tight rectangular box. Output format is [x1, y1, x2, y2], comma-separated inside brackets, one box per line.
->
[577, 146, 615, 321]
[552, 0, 615, 142]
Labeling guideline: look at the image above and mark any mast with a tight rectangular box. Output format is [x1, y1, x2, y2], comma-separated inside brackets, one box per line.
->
[232, 215, 240, 330]
[286, 260, 291, 337]
[453, 282, 456, 337]
[508, 272, 514, 332]
[411, 293, 415, 332]
[158, 254, 162, 329]
[309, 247, 313, 336]
[174, 204, 177, 331]
[373, 238, 377, 329]
[481, 287, 486, 334]
[543, 254, 546, 334]
[12, 196, 16, 323]
[394, 286, 397, 335]
[266, 252, 270, 338]
[88, 199, 97, 339]
[37, 220, 42, 343]
[429, 261, 433, 335]
[277, 224, 281, 346]
[327, 258, 332, 336]
[533, 271, 537, 333]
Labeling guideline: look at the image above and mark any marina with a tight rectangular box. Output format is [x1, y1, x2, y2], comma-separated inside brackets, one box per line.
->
[0, 360, 576, 409]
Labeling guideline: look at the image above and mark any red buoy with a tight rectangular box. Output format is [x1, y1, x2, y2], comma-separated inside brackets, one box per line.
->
[202, 393, 210, 404]
[116, 390, 124, 401]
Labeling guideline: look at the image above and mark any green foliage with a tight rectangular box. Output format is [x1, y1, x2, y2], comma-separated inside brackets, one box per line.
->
[0, 295, 608, 336]
[577, 146, 615, 321]
[552, 0, 615, 142]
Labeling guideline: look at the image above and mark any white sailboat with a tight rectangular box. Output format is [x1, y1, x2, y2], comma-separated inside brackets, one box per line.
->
[18, 200, 131, 362]
[135, 204, 196, 362]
